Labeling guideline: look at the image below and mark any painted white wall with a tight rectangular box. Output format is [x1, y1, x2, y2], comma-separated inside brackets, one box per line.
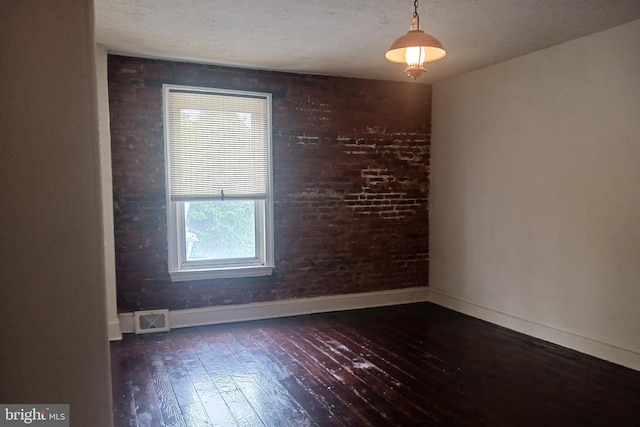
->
[96, 44, 122, 341]
[0, 0, 114, 424]
[430, 19, 640, 370]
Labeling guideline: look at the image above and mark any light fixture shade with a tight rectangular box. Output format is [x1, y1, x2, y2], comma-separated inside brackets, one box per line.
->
[385, 29, 446, 64]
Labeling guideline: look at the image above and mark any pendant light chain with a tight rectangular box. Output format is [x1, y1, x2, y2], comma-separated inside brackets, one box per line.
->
[413, 0, 420, 29]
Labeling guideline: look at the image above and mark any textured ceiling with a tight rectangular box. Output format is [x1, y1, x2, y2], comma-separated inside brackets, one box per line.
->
[95, 0, 640, 84]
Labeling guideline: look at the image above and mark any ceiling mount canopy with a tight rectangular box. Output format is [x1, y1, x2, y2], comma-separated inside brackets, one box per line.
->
[385, 0, 446, 80]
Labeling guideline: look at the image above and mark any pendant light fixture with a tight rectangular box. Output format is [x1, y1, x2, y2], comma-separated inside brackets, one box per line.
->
[385, 0, 446, 80]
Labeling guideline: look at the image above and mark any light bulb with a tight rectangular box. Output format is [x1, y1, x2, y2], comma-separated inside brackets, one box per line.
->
[405, 46, 425, 67]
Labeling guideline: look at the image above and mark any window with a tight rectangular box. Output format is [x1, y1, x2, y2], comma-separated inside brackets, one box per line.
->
[163, 84, 274, 281]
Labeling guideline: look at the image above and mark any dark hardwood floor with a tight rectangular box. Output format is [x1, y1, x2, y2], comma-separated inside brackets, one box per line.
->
[110, 303, 640, 426]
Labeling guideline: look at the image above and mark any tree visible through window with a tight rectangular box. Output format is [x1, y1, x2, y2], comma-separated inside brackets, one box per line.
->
[185, 200, 256, 260]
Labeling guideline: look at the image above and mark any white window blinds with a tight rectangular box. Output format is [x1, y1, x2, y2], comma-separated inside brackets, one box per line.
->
[165, 86, 270, 201]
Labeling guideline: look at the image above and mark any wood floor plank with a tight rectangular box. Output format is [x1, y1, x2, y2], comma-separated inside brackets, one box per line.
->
[343, 326, 469, 394]
[232, 326, 347, 427]
[258, 323, 376, 426]
[111, 303, 640, 427]
[218, 329, 316, 426]
[159, 330, 236, 426]
[179, 401, 213, 427]
[193, 332, 266, 427]
[144, 344, 188, 426]
[260, 330, 352, 426]
[306, 313, 484, 425]
[307, 326, 473, 425]
[285, 323, 435, 425]
[110, 343, 138, 427]
[267, 322, 400, 426]
[159, 331, 217, 426]
[124, 343, 166, 427]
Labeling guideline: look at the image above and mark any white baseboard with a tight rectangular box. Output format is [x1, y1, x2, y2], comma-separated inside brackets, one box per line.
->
[112, 286, 640, 372]
[428, 288, 640, 372]
[108, 319, 122, 341]
[116, 286, 429, 336]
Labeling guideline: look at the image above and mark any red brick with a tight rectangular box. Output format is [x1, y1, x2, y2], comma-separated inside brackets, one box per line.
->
[109, 55, 431, 312]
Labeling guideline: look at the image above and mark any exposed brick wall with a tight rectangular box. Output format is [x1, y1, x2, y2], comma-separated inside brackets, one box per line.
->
[108, 55, 431, 312]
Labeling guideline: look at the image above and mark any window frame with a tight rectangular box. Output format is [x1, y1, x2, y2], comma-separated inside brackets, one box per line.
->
[163, 84, 275, 282]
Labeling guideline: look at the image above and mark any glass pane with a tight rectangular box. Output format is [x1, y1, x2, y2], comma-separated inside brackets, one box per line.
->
[184, 200, 256, 261]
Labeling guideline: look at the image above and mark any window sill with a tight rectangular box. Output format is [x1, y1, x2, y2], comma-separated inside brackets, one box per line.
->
[169, 265, 274, 282]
